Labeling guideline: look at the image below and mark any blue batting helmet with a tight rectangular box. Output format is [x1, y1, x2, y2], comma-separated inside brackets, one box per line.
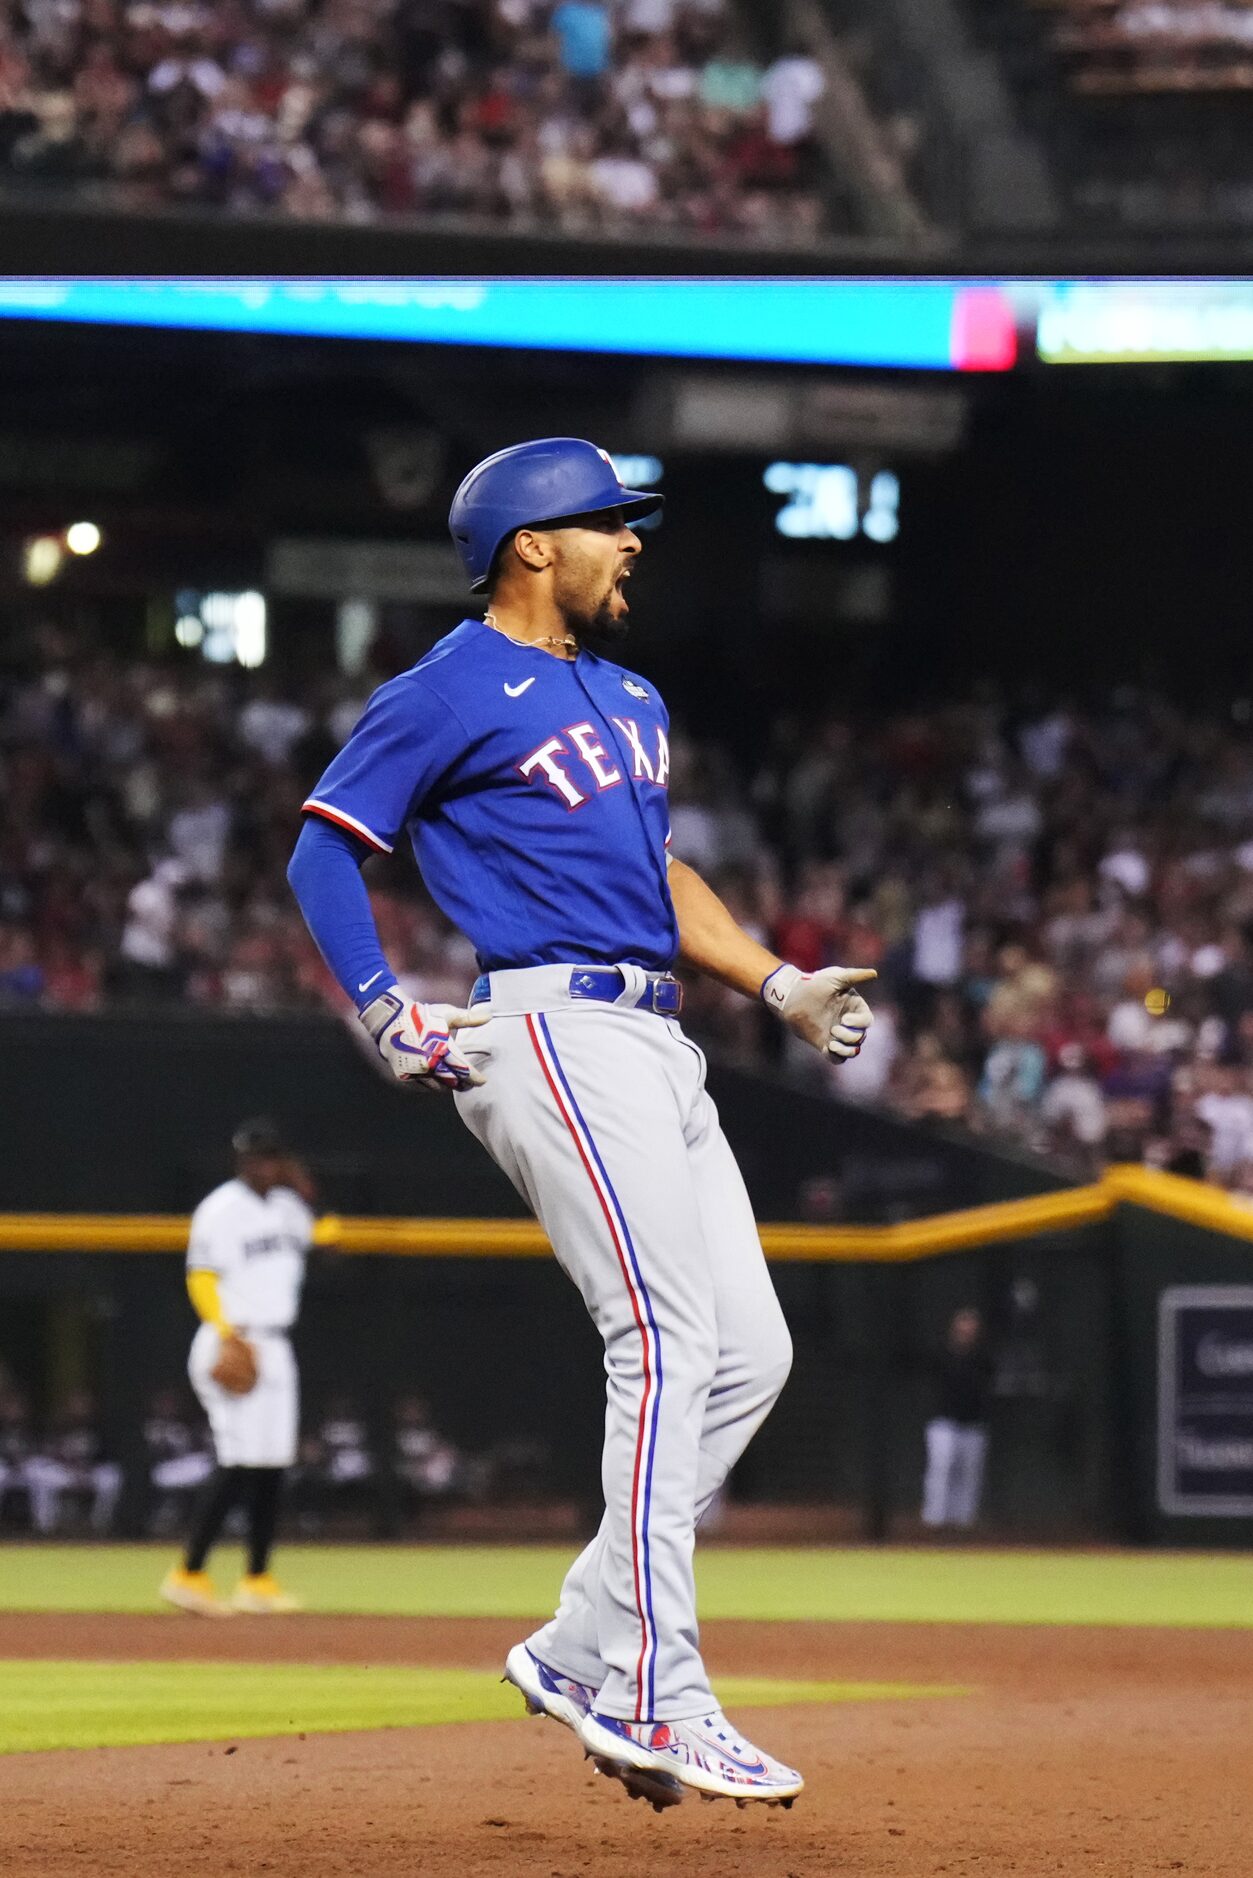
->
[448, 437, 664, 592]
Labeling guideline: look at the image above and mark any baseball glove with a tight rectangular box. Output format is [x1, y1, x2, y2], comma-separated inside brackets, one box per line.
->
[211, 1331, 259, 1396]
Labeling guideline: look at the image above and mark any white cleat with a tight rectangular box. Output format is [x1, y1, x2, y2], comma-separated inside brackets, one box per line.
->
[503, 1647, 682, 1811]
[579, 1707, 803, 1806]
[503, 1643, 597, 1736]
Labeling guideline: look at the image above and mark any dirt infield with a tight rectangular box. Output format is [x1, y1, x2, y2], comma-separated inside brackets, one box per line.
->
[2, 1613, 1251, 1878]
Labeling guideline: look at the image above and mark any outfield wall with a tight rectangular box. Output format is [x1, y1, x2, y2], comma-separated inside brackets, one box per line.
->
[2, 1018, 1251, 1548]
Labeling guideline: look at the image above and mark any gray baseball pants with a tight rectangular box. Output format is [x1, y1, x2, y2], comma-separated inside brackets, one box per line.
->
[455, 966, 792, 1721]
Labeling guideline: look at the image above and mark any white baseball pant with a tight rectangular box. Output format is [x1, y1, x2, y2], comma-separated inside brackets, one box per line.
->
[456, 965, 792, 1722]
[189, 1325, 299, 1469]
[921, 1417, 988, 1529]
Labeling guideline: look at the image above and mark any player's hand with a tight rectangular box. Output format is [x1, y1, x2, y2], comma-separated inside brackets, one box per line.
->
[761, 963, 877, 1060]
[357, 986, 490, 1091]
[211, 1331, 259, 1396]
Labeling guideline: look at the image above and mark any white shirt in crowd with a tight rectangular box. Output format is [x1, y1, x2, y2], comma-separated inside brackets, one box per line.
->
[119, 860, 185, 969]
[1099, 842, 1151, 897]
[912, 897, 965, 986]
[1019, 710, 1072, 780]
[1193, 1091, 1253, 1175]
[592, 151, 659, 211]
[1106, 998, 1192, 1056]
[622, 0, 676, 30]
[761, 54, 824, 144]
[238, 697, 312, 765]
[1040, 1069, 1107, 1147]
[186, 1179, 313, 1331]
[168, 797, 231, 883]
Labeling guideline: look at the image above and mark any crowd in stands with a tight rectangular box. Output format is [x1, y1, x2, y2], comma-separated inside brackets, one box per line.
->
[0, 0, 832, 242]
[0, 1372, 507, 1537]
[3, 621, 1252, 1189]
[0, 1384, 122, 1534]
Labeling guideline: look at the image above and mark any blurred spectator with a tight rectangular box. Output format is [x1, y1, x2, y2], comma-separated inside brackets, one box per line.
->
[0, 922, 44, 1004]
[552, 2, 612, 80]
[921, 1307, 994, 1532]
[392, 1392, 466, 1517]
[760, 38, 824, 147]
[143, 1387, 214, 1536]
[287, 1394, 377, 1532]
[1192, 1062, 1253, 1176]
[979, 1011, 1048, 1135]
[1040, 1042, 1108, 1168]
[318, 1391, 376, 1496]
[0, 1386, 36, 1528]
[24, 1389, 123, 1535]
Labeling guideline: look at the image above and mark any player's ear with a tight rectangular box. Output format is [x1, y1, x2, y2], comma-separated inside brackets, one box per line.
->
[511, 527, 555, 575]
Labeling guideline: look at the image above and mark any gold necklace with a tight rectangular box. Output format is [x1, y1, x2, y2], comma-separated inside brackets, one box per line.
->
[483, 611, 577, 658]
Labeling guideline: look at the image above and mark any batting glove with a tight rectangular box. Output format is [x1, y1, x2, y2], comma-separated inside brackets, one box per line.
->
[357, 986, 490, 1092]
[761, 963, 877, 1060]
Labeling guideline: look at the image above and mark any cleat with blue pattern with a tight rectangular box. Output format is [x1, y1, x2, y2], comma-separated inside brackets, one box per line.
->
[579, 1707, 803, 1805]
[503, 1643, 598, 1736]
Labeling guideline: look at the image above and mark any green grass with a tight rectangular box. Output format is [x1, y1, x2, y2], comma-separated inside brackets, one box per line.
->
[0, 1544, 1249, 1627]
[0, 1661, 957, 1755]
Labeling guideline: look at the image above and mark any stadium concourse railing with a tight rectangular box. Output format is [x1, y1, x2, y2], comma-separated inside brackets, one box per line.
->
[0, 1163, 1249, 1259]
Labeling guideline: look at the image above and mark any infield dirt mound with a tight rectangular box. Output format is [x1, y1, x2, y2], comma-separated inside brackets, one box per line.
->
[1, 1615, 1250, 1877]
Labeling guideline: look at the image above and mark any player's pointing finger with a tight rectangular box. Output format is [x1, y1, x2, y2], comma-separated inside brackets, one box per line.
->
[445, 1005, 492, 1030]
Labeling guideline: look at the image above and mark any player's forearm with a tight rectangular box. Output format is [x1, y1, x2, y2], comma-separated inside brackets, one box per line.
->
[668, 857, 782, 1000]
[186, 1269, 232, 1334]
[287, 815, 393, 1009]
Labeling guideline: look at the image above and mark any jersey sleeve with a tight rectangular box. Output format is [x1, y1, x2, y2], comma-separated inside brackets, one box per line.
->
[302, 673, 464, 854]
[281, 1191, 316, 1249]
[186, 1197, 236, 1278]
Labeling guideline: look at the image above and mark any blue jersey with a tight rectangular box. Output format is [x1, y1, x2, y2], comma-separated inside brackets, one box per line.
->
[303, 619, 678, 973]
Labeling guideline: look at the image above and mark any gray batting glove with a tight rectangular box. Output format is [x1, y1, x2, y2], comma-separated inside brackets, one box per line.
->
[761, 963, 877, 1060]
[357, 986, 490, 1091]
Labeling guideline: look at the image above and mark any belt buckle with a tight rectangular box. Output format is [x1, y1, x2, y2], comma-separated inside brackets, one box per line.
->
[650, 976, 682, 1015]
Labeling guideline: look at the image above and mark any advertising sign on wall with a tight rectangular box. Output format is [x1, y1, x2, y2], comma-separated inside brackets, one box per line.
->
[1158, 1287, 1253, 1516]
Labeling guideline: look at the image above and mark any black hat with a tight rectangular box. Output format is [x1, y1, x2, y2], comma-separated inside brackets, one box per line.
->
[231, 1117, 289, 1157]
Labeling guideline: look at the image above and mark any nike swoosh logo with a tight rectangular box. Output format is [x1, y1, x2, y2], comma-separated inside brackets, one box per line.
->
[692, 1737, 767, 1774]
[358, 972, 384, 994]
[504, 678, 535, 697]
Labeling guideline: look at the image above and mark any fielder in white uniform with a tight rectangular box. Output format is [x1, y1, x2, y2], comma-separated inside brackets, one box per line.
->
[160, 1118, 312, 1616]
[287, 439, 876, 1806]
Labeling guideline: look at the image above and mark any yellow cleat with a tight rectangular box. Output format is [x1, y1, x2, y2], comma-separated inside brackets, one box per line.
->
[230, 1572, 301, 1614]
[159, 1567, 230, 1617]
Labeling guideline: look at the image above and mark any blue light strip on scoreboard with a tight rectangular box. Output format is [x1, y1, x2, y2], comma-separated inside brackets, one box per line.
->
[0, 278, 1017, 371]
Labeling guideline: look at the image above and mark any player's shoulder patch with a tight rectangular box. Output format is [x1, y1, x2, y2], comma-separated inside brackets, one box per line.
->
[621, 677, 650, 701]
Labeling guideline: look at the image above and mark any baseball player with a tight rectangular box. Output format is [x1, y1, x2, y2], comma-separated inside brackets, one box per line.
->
[160, 1119, 313, 1616]
[286, 438, 875, 1806]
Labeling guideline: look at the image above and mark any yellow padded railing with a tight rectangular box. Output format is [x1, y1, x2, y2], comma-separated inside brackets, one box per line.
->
[0, 1166, 1249, 1262]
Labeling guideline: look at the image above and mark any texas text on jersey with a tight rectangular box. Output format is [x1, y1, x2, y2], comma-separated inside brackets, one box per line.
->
[301, 619, 677, 975]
